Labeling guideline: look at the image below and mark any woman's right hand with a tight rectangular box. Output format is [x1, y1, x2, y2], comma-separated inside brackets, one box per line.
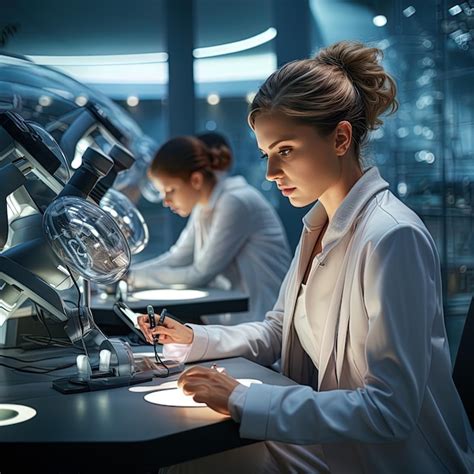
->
[137, 314, 194, 345]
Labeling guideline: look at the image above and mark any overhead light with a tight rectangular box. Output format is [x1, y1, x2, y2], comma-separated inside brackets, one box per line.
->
[38, 95, 52, 107]
[373, 15, 387, 27]
[397, 127, 409, 138]
[194, 27, 277, 58]
[413, 125, 423, 136]
[27, 52, 169, 66]
[126, 95, 139, 107]
[74, 95, 88, 106]
[27, 27, 278, 86]
[403, 6, 416, 17]
[422, 39, 433, 49]
[449, 5, 462, 15]
[27, 27, 278, 68]
[397, 182, 408, 197]
[207, 93, 220, 105]
[415, 150, 435, 164]
[425, 152, 435, 164]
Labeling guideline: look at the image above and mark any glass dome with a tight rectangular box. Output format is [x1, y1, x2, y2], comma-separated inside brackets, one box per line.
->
[28, 122, 71, 183]
[43, 196, 130, 283]
[100, 189, 149, 255]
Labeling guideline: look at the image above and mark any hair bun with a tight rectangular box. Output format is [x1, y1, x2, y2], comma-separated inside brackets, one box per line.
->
[316, 41, 398, 130]
[208, 146, 232, 171]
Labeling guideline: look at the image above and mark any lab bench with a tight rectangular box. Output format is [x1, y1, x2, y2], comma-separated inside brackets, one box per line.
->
[0, 346, 293, 473]
[91, 287, 249, 328]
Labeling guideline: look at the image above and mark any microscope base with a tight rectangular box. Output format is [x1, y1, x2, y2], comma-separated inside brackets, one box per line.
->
[51, 371, 154, 394]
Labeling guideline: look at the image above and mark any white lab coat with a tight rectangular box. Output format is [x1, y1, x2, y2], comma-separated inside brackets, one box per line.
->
[131, 176, 291, 323]
[181, 167, 474, 473]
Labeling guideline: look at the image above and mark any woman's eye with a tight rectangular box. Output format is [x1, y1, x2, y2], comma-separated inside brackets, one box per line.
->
[259, 152, 268, 160]
[278, 148, 292, 157]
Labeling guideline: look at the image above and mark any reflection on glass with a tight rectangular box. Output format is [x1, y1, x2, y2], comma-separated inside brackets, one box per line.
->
[43, 196, 131, 284]
[100, 189, 149, 255]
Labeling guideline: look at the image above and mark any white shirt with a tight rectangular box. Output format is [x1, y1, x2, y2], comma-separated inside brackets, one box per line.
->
[131, 176, 291, 323]
[294, 284, 321, 370]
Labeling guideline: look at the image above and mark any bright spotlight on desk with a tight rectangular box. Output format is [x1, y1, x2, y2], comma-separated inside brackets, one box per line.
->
[132, 289, 208, 301]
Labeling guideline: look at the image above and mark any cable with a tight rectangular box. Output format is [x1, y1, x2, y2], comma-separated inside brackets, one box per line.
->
[0, 360, 77, 375]
[33, 303, 53, 346]
[20, 334, 73, 348]
[153, 340, 169, 377]
[65, 265, 89, 359]
[0, 351, 82, 363]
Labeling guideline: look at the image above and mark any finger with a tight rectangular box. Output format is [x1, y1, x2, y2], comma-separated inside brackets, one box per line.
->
[150, 327, 174, 337]
[161, 316, 178, 328]
[193, 394, 208, 404]
[180, 381, 207, 396]
[178, 368, 203, 387]
[181, 366, 213, 377]
[179, 375, 215, 393]
[157, 334, 172, 344]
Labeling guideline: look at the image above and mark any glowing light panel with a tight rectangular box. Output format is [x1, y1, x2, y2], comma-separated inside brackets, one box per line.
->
[132, 289, 208, 301]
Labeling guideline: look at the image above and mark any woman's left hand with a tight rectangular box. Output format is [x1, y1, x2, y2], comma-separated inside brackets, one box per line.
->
[177, 366, 240, 416]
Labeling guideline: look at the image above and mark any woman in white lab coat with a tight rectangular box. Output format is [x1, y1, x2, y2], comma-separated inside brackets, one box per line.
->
[141, 41, 474, 473]
[131, 133, 291, 324]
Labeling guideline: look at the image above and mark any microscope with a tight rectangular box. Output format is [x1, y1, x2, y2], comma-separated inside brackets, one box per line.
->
[0, 111, 154, 393]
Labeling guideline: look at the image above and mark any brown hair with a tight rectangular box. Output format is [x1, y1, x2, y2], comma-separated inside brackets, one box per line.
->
[248, 40, 398, 159]
[149, 135, 231, 180]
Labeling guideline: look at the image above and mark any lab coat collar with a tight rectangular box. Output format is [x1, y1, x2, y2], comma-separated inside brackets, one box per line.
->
[302, 167, 389, 246]
[202, 175, 248, 212]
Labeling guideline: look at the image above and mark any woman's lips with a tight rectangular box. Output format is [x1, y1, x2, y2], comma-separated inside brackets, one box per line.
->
[280, 187, 296, 197]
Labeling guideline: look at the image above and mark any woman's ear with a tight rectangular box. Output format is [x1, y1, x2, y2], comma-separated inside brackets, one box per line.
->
[334, 121, 353, 156]
[190, 171, 204, 190]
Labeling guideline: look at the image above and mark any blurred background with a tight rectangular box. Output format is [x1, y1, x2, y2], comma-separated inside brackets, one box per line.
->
[1, 0, 473, 359]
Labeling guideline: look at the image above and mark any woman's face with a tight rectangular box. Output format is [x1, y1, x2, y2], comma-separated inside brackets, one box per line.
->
[253, 113, 345, 207]
[149, 172, 201, 217]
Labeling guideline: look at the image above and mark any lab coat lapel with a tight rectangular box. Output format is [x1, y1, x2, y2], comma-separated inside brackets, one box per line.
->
[282, 227, 319, 371]
[316, 251, 347, 389]
[317, 233, 357, 389]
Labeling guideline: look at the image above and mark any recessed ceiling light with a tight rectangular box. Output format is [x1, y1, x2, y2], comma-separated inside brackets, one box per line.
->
[207, 93, 220, 105]
[373, 15, 388, 27]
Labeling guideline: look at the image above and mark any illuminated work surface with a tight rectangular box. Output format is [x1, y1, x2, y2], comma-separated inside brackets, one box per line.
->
[0, 350, 295, 471]
[91, 287, 249, 325]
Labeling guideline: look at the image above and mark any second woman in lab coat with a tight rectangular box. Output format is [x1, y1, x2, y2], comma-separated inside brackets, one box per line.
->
[130, 134, 291, 324]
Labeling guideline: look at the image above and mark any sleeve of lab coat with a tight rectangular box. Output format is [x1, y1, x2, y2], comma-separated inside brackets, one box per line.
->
[129, 217, 195, 288]
[148, 195, 253, 286]
[239, 225, 439, 444]
[181, 253, 299, 367]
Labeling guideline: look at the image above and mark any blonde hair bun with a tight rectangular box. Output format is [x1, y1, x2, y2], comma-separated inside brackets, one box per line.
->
[316, 41, 398, 131]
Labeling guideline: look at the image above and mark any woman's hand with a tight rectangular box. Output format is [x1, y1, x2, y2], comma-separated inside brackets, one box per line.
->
[137, 314, 194, 345]
[177, 366, 240, 415]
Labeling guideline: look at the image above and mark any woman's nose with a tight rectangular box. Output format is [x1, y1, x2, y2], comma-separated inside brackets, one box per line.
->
[265, 156, 283, 182]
